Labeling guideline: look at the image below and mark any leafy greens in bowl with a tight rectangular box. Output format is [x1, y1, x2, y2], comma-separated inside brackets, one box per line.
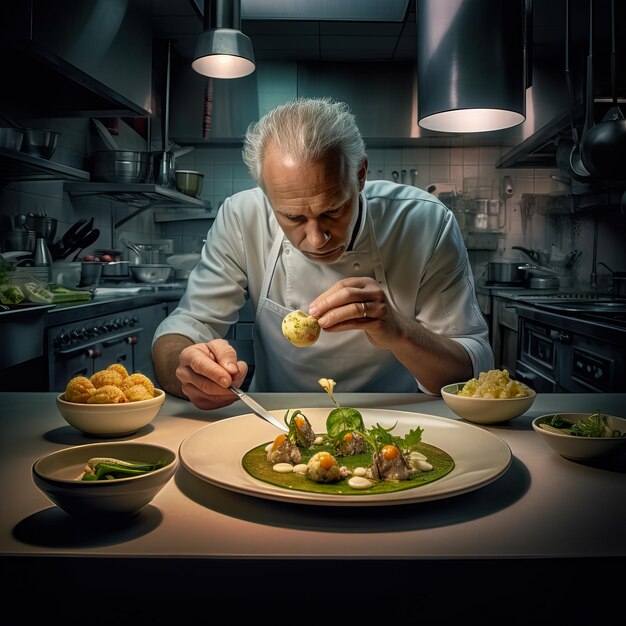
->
[532, 412, 626, 460]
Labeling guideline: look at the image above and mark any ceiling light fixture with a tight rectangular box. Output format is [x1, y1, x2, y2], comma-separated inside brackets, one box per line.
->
[192, 0, 256, 79]
[416, 0, 527, 133]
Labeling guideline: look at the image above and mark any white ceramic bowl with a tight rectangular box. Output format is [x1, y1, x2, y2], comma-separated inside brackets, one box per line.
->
[56, 389, 165, 437]
[532, 413, 626, 460]
[32, 441, 178, 518]
[441, 382, 536, 424]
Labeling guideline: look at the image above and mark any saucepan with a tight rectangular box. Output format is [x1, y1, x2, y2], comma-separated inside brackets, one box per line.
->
[487, 261, 525, 284]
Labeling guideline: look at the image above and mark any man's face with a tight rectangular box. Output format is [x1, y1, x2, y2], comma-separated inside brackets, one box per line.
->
[262, 145, 367, 264]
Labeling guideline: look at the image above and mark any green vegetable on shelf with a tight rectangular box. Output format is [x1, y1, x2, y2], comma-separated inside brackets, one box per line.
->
[540, 412, 626, 438]
[81, 457, 169, 481]
[0, 284, 25, 305]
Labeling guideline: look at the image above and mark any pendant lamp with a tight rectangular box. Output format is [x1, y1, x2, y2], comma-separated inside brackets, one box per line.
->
[192, 0, 256, 79]
[416, 0, 526, 133]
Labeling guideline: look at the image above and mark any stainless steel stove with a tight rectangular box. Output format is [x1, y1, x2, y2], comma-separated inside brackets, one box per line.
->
[513, 293, 626, 392]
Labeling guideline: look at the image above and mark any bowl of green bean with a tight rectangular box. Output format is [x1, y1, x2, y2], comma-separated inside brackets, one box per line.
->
[32, 441, 178, 518]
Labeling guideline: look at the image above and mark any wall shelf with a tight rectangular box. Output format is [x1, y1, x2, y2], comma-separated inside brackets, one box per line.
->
[0, 149, 90, 182]
[153, 208, 216, 222]
[64, 182, 206, 209]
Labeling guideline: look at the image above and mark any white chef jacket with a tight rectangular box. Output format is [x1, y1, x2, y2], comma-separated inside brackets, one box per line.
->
[153, 180, 493, 394]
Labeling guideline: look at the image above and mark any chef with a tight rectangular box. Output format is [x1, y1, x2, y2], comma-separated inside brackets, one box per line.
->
[152, 97, 493, 410]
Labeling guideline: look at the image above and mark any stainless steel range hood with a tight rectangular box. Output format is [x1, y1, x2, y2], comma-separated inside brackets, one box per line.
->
[0, 0, 152, 118]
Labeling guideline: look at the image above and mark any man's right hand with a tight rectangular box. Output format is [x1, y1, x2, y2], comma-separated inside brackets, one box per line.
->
[152, 335, 248, 410]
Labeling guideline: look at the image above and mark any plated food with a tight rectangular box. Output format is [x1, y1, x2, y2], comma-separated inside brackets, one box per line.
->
[441, 369, 536, 424]
[180, 407, 512, 506]
[242, 378, 455, 495]
[532, 412, 626, 460]
[281, 309, 321, 347]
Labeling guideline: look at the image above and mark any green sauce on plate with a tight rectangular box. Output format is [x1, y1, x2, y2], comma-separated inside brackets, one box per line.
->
[242, 438, 455, 496]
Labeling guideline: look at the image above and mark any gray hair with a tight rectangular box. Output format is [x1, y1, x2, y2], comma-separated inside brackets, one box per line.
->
[242, 97, 366, 185]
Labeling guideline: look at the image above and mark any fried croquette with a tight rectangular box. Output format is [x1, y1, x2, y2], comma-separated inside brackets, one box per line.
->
[124, 384, 153, 402]
[90, 369, 125, 389]
[86, 385, 127, 404]
[63, 364, 157, 404]
[121, 373, 155, 397]
[107, 363, 129, 378]
[64, 376, 96, 403]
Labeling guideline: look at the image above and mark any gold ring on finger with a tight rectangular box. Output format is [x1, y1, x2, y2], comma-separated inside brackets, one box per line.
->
[360, 302, 367, 318]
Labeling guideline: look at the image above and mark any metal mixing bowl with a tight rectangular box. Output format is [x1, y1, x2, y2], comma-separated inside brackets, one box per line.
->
[22, 129, 59, 159]
[92, 150, 152, 183]
[0, 127, 24, 152]
[129, 264, 172, 284]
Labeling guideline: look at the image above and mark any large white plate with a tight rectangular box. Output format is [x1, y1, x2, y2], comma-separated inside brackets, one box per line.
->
[179, 408, 512, 506]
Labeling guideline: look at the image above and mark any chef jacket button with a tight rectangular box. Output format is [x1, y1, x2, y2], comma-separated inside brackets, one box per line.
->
[353, 262, 360, 270]
[285, 248, 290, 255]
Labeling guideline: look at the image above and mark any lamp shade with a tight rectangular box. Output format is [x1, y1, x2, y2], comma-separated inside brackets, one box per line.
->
[192, 0, 256, 79]
[416, 0, 526, 133]
[192, 28, 255, 79]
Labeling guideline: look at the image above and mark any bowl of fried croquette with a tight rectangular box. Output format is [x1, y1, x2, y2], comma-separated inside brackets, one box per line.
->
[57, 364, 165, 437]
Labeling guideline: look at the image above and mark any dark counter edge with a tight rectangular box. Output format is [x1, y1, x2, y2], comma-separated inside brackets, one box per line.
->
[46, 289, 185, 325]
[1, 555, 621, 622]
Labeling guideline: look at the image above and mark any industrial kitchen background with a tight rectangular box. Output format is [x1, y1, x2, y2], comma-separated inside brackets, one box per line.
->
[0, 0, 625, 392]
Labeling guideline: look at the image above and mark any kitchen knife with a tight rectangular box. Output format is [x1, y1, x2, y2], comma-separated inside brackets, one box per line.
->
[229, 385, 288, 432]
[70, 228, 101, 261]
[49, 218, 87, 260]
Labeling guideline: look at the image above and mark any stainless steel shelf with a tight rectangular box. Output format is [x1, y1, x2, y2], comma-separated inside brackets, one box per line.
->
[154, 208, 216, 222]
[0, 149, 90, 182]
[64, 182, 206, 209]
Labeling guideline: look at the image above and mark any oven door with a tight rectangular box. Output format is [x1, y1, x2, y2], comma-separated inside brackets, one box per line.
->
[515, 361, 563, 393]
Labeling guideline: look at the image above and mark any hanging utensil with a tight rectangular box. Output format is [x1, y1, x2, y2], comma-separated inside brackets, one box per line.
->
[556, 0, 591, 181]
[156, 40, 175, 188]
[580, 0, 626, 179]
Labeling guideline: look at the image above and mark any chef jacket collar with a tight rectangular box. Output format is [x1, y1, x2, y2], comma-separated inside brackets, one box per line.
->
[347, 195, 366, 252]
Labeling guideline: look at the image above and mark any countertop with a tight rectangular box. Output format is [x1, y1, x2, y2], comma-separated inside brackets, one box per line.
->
[1, 392, 625, 622]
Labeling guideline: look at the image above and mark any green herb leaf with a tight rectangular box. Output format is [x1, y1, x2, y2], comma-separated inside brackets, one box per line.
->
[326, 407, 365, 439]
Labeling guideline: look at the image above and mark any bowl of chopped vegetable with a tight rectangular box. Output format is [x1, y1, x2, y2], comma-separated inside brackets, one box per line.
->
[441, 369, 536, 424]
[32, 441, 178, 518]
[532, 413, 626, 460]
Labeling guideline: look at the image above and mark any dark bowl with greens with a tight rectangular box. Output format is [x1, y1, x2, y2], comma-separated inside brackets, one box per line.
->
[532, 412, 626, 461]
